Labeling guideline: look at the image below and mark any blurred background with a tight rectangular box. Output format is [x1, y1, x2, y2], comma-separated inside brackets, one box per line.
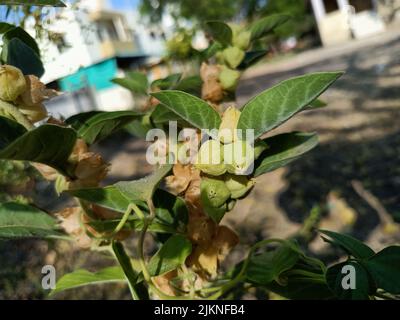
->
[0, 0, 399, 299]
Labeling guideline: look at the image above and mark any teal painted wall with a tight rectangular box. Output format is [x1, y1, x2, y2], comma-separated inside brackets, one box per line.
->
[59, 58, 118, 92]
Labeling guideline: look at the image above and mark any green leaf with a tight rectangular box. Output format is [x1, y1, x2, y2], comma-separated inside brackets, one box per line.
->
[0, 120, 77, 174]
[150, 90, 221, 130]
[86, 189, 188, 234]
[254, 132, 318, 177]
[238, 72, 343, 139]
[3, 26, 40, 56]
[307, 99, 327, 109]
[64, 111, 101, 127]
[320, 230, 375, 260]
[115, 163, 173, 202]
[50, 266, 125, 296]
[65, 111, 141, 144]
[201, 41, 223, 60]
[148, 234, 192, 276]
[153, 189, 188, 232]
[124, 114, 154, 139]
[151, 104, 183, 124]
[174, 75, 203, 97]
[326, 261, 372, 300]
[68, 167, 184, 235]
[88, 218, 176, 234]
[112, 71, 148, 95]
[249, 14, 291, 40]
[204, 21, 232, 46]
[124, 115, 153, 139]
[0, 116, 27, 149]
[265, 278, 334, 300]
[0, 22, 15, 34]
[0, 202, 64, 239]
[365, 246, 400, 294]
[0, 0, 65, 6]
[68, 185, 142, 214]
[246, 242, 300, 285]
[238, 50, 267, 70]
[1, 38, 44, 77]
[151, 73, 182, 90]
[151, 104, 191, 127]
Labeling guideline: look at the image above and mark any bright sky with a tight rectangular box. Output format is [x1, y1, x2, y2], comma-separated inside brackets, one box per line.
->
[109, 0, 140, 9]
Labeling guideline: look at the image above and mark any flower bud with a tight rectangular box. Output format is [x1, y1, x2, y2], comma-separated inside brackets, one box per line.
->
[200, 177, 231, 222]
[222, 46, 245, 69]
[215, 51, 225, 65]
[224, 174, 255, 199]
[233, 30, 251, 50]
[218, 106, 241, 144]
[0, 65, 27, 102]
[201, 177, 231, 208]
[195, 139, 226, 176]
[223, 140, 255, 175]
[218, 66, 241, 92]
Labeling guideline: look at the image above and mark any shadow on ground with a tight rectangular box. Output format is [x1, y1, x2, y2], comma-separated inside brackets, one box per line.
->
[280, 131, 400, 239]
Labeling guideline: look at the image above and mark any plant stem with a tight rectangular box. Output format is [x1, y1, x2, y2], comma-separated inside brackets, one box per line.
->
[112, 241, 141, 300]
[111, 203, 142, 236]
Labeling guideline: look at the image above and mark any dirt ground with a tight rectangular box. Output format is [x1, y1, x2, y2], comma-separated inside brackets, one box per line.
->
[1, 29, 400, 299]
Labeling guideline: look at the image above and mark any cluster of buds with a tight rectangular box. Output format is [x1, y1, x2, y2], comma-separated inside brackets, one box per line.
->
[195, 107, 258, 176]
[0, 65, 57, 124]
[201, 24, 252, 104]
[165, 106, 265, 277]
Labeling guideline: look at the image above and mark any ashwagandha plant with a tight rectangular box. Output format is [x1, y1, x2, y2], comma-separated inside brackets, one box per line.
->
[0, 1, 399, 300]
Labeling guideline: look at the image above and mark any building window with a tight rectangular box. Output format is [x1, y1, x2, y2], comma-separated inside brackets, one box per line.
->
[349, 0, 373, 13]
[96, 20, 120, 41]
[323, 0, 339, 13]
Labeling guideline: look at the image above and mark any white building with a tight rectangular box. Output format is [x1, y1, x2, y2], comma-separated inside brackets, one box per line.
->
[310, 0, 388, 46]
[37, 0, 169, 118]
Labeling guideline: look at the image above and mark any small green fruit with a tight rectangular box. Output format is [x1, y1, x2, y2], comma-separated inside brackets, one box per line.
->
[222, 46, 245, 69]
[224, 174, 255, 199]
[233, 30, 251, 50]
[195, 139, 226, 176]
[0, 65, 27, 102]
[223, 140, 255, 175]
[229, 23, 242, 39]
[218, 66, 241, 92]
[200, 177, 231, 208]
[201, 177, 231, 222]
[215, 51, 225, 65]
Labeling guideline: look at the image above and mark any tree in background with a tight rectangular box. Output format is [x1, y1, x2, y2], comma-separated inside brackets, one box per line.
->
[139, 0, 238, 26]
[139, 0, 314, 43]
[245, 0, 314, 41]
